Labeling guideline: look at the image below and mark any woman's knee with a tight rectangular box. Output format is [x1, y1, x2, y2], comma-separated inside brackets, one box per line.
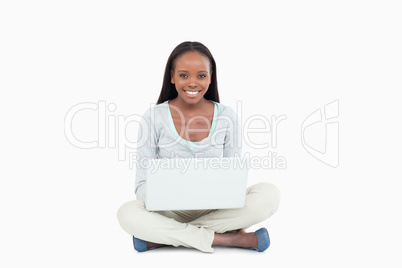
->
[261, 182, 281, 212]
[246, 182, 281, 220]
[116, 200, 145, 235]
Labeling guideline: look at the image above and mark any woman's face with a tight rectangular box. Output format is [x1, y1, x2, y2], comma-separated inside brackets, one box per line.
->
[171, 51, 212, 105]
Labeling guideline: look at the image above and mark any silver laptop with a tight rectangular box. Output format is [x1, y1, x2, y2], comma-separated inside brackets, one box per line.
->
[145, 157, 249, 211]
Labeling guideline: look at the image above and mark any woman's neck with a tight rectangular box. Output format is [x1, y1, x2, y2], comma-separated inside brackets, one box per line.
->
[169, 97, 210, 114]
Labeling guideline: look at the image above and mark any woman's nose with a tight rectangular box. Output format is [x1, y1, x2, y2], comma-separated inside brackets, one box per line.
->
[188, 78, 197, 88]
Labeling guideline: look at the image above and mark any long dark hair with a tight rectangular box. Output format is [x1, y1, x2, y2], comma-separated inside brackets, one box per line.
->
[156, 41, 220, 104]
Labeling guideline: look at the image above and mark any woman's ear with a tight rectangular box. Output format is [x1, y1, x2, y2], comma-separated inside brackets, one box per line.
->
[171, 70, 175, 84]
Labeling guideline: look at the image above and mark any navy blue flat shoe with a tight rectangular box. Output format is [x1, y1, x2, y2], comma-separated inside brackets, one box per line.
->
[133, 236, 150, 252]
[246, 228, 270, 252]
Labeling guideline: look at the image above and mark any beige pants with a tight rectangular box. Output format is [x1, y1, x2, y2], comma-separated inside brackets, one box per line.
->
[117, 182, 280, 253]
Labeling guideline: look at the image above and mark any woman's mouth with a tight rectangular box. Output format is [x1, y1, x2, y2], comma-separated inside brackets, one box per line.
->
[184, 90, 201, 97]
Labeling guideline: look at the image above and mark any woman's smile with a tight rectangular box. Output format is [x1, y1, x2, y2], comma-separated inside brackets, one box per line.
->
[184, 90, 202, 97]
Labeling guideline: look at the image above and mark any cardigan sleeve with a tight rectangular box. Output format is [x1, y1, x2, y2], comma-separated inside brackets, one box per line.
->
[134, 108, 158, 201]
[222, 105, 242, 158]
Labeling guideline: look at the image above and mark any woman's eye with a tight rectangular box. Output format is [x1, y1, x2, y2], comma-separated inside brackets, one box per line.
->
[199, 74, 206, 78]
[179, 74, 188, 78]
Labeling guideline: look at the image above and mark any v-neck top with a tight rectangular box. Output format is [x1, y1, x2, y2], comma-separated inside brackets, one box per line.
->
[167, 100, 218, 151]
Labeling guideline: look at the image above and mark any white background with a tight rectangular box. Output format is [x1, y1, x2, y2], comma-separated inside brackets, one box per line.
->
[1, 1, 401, 267]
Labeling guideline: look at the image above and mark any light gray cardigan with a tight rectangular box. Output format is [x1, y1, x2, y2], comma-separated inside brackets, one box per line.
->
[135, 100, 242, 201]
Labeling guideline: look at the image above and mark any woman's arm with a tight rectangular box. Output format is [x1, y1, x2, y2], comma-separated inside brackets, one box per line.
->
[222, 106, 242, 158]
[135, 108, 158, 201]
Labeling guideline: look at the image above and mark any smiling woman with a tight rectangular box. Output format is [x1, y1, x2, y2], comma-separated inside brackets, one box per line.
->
[158, 42, 220, 143]
[171, 51, 212, 103]
[168, 51, 216, 142]
[116, 41, 281, 253]
[157, 41, 219, 106]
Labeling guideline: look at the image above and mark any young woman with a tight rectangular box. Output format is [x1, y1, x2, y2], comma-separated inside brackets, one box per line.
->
[117, 41, 281, 253]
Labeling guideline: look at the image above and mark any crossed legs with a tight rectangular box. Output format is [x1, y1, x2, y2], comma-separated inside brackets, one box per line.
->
[117, 182, 280, 253]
